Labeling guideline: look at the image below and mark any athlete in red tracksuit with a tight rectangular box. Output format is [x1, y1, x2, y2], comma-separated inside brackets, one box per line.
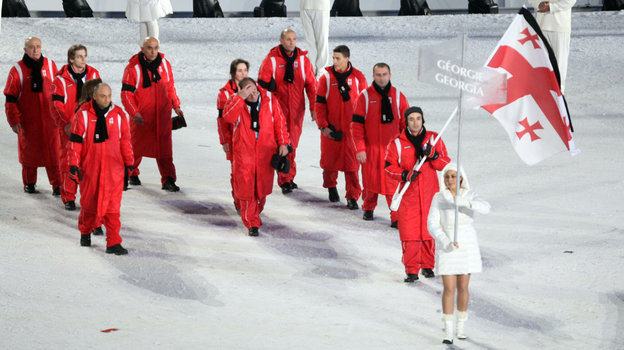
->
[257, 29, 316, 193]
[52, 44, 101, 210]
[222, 78, 290, 236]
[351, 63, 408, 224]
[217, 59, 249, 212]
[121, 37, 183, 192]
[315, 45, 367, 208]
[385, 107, 450, 282]
[67, 84, 134, 255]
[4, 37, 61, 195]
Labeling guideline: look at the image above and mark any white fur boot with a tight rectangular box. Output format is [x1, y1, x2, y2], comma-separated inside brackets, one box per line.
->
[442, 314, 454, 344]
[457, 311, 468, 340]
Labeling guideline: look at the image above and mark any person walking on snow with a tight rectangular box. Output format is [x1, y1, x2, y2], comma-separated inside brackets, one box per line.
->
[427, 163, 490, 344]
[315, 45, 367, 209]
[4, 37, 61, 196]
[67, 83, 134, 255]
[222, 78, 290, 237]
[351, 62, 409, 225]
[257, 29, 317, 194]
[121, 37, 183, 192]
[52, 44, 101, 211]
[217, 58, 249, 212]
[384, 107, 450, 282]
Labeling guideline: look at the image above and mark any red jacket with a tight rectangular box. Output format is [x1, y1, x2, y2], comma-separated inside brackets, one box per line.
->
[121, 52, 181, 158]
[351, 84, 409, 194]
[315, 65, 367, 172]
[68, 101, 134, 216]
[257, 46, 316, 148]
[52, 64, 101, 128]
[385, 129, 450, 241]
[222, 88, 290, 201]
[4, 57, 59, 167]
[217, 79, 237, 160]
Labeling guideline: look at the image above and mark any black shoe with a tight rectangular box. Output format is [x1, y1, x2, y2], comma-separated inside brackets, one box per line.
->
[64, 201, 76, 211]
[281, 182, 292, 194]
[363, 210, 374, 221]
[422, 268, 435, 278]
[346, 198, 359, 210]
[106, 244, 128, 255]
[80, 234, 91, 247]
[442, 339, 453, 344]
[162, 177, 180, 192]
[91, 227, 104, 236]
[52, 186, 61, 196]
[328, 187, 340, 202]
[249, 227, 259, 237]
[129, 175, 141, 186]
[404, 273, 419, 283]
[391, 221, 398, 229]
[290, 181, 298, 189]
[24, 184, 39, 194]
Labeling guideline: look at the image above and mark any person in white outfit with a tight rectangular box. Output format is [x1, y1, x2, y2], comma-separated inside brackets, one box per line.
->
[126, 0, 173, 45]
[528, 0, 576, 93]
[427, 163, 490, 344]
[300, 0, 331, 76]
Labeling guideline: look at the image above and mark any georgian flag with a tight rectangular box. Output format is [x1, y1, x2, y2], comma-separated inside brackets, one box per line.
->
[482, 7, 579, 165]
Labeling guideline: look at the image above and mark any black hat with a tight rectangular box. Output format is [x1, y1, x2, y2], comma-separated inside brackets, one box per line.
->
[404, 106, 424, 125]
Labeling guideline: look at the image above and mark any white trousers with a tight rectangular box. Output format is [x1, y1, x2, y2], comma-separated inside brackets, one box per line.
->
[139, 20, 159, 45]
[542, 30, 570, 93]
[300, 9, 330, 75]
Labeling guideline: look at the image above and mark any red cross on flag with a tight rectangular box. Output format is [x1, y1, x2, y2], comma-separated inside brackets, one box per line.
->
[482, 7, 579, 165]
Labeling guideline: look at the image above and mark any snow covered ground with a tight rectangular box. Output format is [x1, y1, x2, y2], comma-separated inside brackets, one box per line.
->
[1, 11, 623, 349]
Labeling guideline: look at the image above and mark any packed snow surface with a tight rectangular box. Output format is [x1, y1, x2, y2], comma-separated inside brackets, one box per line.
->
[1, 11, 623, 349]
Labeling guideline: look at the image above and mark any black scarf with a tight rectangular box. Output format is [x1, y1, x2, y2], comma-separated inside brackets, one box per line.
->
[138, 52, 162, 88]
[68, 65, 87, 102]
[333, 64, 352, 101]
[246, 98, 260, 133]
[92, 100, 110, 144]
[405, 126, 426, 160]
[279, 45, 297, 84]
[372, 81, 394, 124]
[22, 53, 44, 93]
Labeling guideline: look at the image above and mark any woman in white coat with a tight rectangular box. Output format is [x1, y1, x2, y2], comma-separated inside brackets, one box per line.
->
[427, 163, 490, 344]
[126, 0, 173, 44]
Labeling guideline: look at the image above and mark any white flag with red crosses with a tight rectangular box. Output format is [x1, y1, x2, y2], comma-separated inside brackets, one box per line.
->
[482, 7, 579, 165]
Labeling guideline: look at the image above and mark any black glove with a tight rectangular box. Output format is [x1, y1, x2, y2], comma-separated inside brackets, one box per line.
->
[69, 165, 82, 184]
[401, 170, 420, 182]
[327, 124, 343, 141]
[424, 143, 439, 161]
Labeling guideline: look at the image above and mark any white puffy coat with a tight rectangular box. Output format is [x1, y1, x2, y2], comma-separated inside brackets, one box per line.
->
[126, 0, 173, 22]
[427, 164, 490, 275]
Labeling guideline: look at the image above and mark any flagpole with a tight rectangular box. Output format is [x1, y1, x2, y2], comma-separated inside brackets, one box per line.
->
[453, 34, 467, 244]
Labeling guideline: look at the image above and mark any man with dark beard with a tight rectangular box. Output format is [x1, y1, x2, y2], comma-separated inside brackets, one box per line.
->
[67, 83, 134, 255]
[52, 44, 101, 210]
[121, 37, 183, 192]
[4, 37, 61, 195]
[351, 63, 409, 225]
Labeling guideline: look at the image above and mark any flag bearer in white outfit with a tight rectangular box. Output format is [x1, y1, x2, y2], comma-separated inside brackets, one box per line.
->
[427, 163, 491, 344]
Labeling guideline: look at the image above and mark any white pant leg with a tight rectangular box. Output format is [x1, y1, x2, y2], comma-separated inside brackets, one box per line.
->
[542, 30, 570, 93]
[301, 9, 330, 75]
[140, 20, 159, 45]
